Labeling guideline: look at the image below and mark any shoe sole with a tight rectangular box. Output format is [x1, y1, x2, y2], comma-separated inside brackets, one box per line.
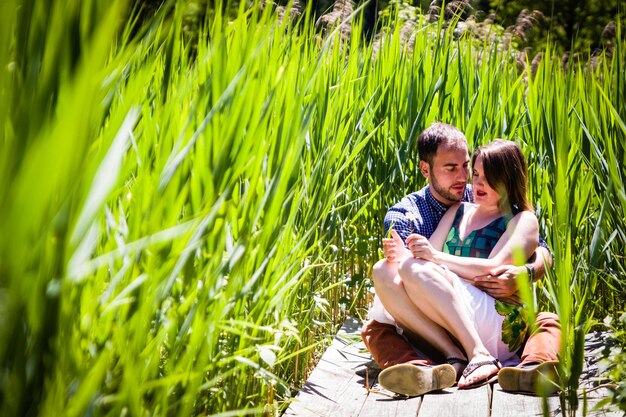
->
[498, 361, 559, 394]
[378, 363, 456, 397]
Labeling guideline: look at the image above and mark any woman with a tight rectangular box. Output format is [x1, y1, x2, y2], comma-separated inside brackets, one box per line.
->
[379, 139, 538, 389]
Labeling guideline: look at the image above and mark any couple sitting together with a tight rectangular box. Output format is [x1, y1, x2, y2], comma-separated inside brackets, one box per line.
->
[362, 122, 560, 395]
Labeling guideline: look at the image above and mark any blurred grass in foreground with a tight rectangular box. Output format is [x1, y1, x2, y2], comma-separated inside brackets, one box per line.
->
[0, 0, 624, 415]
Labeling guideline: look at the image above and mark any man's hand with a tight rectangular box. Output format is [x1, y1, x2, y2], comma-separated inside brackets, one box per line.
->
[472, 264, 525, 299]
[406, 233, 437, 261]
[382, 229, 408, 263]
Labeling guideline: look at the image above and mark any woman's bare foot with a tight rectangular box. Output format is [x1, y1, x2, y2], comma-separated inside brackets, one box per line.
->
[457, 354, 501, 389]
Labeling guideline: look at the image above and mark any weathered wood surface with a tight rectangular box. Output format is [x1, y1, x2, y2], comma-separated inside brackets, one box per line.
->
[283, 318, 622, 417]
[283, 317, 375, 417]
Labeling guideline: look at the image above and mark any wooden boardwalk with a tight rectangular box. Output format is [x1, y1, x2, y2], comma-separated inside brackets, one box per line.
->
[284, 318, 621, 417]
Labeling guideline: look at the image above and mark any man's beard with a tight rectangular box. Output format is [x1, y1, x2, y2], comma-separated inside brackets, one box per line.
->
[431, 175, 464, 203]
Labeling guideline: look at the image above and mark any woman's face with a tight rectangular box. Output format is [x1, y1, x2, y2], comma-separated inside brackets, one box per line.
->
[471, 155, 501, 209]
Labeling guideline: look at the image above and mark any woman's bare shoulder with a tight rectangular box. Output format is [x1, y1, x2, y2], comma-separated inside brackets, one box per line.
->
[509, 210, 538, 230]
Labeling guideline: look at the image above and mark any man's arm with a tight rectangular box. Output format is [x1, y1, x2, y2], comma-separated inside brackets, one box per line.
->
[472, 246, 552, 299]
[381, 197, 421, 263]
[532, 246, 553, 278]
[383, 206, 416, 243]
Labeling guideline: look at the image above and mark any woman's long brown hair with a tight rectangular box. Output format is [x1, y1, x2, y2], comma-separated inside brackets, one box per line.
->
[472, 139, 533, 213]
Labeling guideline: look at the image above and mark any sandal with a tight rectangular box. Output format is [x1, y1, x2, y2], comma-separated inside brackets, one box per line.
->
[458, 358, 501, 390]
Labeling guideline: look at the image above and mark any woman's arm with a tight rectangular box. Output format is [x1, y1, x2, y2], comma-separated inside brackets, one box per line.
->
[429, 210, 539, 279]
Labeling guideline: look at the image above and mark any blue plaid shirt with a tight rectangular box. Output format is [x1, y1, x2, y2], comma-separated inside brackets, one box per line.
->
[384, 185, 473, 243]
[384, 185, 550, 251]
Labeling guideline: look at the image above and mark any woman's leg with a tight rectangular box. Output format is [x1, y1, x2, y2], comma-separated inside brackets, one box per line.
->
[372, 259, 466, 365]
[398, 258, 500, 387]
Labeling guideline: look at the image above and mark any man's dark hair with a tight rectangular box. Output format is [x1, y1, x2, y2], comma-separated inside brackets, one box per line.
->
[417, 122, 467, 165]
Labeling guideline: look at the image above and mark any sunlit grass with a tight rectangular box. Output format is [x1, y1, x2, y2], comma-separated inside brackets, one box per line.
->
[0, 0, 624, 415]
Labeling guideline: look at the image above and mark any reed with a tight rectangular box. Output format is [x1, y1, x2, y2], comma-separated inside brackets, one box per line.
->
[0, 0, 624, 415]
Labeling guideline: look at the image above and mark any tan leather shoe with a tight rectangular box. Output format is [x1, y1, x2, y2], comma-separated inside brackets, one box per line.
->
[498, 361, 559, 394]
[378, 363, 456, 397]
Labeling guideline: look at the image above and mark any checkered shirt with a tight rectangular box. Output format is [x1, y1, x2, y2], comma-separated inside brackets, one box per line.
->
[383, 185, 550, 252]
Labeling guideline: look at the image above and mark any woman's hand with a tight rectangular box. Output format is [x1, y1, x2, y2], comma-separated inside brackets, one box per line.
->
[382, 230, 409, 263]
[406, 233, 438, 261]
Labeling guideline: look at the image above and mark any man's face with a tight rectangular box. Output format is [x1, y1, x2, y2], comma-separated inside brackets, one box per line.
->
[420, 144, 470, 205]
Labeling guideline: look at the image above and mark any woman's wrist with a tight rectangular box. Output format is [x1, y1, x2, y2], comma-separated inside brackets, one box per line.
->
[431, 250, 444, 263]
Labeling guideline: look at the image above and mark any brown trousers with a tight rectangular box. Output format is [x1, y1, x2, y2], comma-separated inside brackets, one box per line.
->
[361, 312, 560, 369]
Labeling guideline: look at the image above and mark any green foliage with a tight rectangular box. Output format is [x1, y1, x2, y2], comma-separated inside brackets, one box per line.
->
[378, 0, 420, 23]
[0, 0, 625, 416]
[601, 314, 626, 413]
[487, 0, 620, 52]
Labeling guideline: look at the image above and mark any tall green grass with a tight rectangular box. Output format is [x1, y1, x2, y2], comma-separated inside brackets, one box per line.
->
[0, 0, 624, 415]
[522, 26, 626, 413]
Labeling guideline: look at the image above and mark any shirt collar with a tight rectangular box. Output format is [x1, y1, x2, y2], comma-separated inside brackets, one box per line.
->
[425, 185, 451, 215]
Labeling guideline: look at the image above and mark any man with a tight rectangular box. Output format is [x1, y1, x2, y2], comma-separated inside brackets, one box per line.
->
[362, 122, 560, 396]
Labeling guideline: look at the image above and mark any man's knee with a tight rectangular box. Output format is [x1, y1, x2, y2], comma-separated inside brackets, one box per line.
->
[536, 312, 560, 329]
[360, 319, 374, 347]
[361, 319, 395, 341]
[361, 319, 398, 355]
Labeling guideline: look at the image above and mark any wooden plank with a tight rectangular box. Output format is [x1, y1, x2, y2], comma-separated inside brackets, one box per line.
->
[359, 380, 422, 417]
[283, 318, 372, 417]
[358, 392, 420, 417]
[575, 388, 621, 417]
[491, 383, 560, 417]
[491, 384, 622, 417]
[582, 386, 614, 400]
[576, 399, 622, 417]
[544, 398, 621, 417]
[417, 384, 491, 417]
[283, 367, 365, 416]
[285, 318, 620, 417]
